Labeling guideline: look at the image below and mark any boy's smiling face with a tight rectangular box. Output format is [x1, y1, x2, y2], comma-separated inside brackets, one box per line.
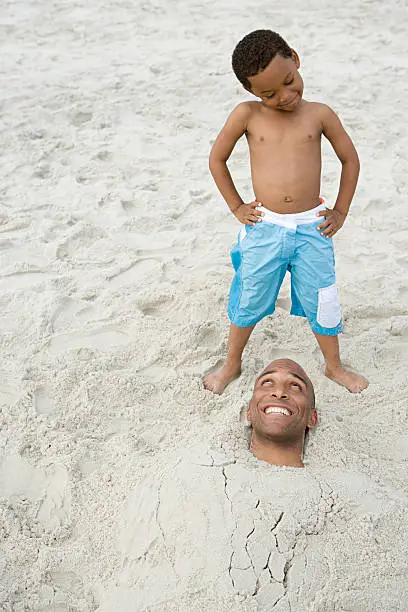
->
[247, 51, 303, 112]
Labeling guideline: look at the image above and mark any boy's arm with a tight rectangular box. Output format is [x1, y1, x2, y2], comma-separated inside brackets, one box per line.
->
[317, 105, 360, 237]
[209, 103, 262, 225]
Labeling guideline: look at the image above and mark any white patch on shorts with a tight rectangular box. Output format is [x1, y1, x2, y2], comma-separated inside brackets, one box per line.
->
[317, 284, 341, 328]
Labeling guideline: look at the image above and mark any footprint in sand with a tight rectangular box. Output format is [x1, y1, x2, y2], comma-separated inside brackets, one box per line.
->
[27, 128, 46, 140]
[365, 198, 383, 212]
[138, 294, 174, 317]
[120, 199, 135, 213]
[398, 284, 408, 298]
[0, 238, 13, 250]
[56, 226, 108, 264]
[195, 322, 220, 349]
[189, 188, 212, 205]
[140, 180, 159, 192]
[396, 256, 408, 270]
[109, 259, 163, 288]
[47, 327, 130, 356]
[50, 297, 98, 332]
[32, 164, 52, 179]
[138, 362, 177, 382]
[71, 110, 93, 127]
[0, 271, 53, 291]
[389, 316, 408, 338]
[0, 215, 31, 233]
[94, 150, 112, 161]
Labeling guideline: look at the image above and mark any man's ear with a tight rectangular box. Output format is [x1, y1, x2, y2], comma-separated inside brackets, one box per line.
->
[291, 48, 300, 69]
[307, 408, 318, 430]
[246, 403, 252, 421]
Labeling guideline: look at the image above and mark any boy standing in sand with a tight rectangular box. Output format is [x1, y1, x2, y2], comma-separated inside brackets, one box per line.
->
[203, 29, 368, 395]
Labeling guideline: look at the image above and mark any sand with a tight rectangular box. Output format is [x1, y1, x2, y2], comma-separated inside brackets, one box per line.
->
[1, 0, 408, 610]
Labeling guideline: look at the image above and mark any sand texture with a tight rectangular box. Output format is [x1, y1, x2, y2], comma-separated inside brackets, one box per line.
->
[1, 0, 408, 610]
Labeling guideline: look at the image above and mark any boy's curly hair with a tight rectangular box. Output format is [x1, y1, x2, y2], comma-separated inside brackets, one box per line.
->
[232, 30, 292, 90]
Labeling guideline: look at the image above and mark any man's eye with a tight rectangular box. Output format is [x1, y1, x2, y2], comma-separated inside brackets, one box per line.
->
[285, 77, 294, 85]
[266, 93, 275, 99]
[290, 382, 301, 390]
[261, 379, 272, 385]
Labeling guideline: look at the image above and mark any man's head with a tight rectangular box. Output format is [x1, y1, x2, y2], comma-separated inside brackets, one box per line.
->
[247, 359, 317, 464]
[232, 30, 303, 112]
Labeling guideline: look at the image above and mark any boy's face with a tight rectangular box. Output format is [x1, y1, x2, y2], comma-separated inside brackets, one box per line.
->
[247, 51, 303, 112]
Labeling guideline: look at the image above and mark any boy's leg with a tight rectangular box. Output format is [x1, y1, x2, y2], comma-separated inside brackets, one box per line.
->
[203, 323, 255, 395]
[204, 221, 285, 395]
[313, 333, 368, 393]
[290, 221, 368, 394]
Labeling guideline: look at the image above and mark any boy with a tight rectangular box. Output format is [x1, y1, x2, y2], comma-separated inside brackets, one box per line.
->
[203, 29, 368, 395]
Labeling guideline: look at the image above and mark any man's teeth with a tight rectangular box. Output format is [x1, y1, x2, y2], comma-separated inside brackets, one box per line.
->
[264, 407, 290, 416]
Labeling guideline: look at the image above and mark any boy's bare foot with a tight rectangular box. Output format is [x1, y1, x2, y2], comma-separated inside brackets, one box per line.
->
[325, 366, 368, 393]
[203, 363, 242, 395]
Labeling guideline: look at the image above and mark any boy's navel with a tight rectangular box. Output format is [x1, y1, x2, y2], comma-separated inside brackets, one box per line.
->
[284, 196, 293, 203]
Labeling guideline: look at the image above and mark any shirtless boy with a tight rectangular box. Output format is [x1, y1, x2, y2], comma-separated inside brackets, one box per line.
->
[203, 29, 368, 395]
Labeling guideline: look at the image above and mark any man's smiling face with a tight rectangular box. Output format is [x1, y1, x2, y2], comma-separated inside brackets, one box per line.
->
[247, 359, 317, 443]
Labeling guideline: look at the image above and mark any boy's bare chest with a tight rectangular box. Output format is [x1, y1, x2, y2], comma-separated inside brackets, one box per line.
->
[246, 115, 322, 150]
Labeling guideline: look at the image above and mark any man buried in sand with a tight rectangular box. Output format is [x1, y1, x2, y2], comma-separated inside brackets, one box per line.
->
[203, 29, 368, 395]
[109, 358, 405, 610]
[247, 358, 317, 468]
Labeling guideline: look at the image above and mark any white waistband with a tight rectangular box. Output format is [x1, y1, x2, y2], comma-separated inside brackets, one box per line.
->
[258, 199, 326, 229]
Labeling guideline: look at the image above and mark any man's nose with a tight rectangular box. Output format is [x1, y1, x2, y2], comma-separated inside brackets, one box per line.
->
[271, 388, 288, 399]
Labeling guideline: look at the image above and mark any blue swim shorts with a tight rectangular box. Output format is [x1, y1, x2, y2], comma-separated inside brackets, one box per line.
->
[228, 199, 343, 336]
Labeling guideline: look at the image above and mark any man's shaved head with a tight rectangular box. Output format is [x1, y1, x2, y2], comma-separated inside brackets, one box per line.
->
[256, 359, 315, 409]
[247, 358, 318, 467]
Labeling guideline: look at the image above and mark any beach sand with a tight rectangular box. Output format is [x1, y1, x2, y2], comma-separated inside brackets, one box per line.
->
[1, 0, 408, 609]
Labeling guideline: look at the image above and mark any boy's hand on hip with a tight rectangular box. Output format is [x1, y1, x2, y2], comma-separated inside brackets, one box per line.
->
[316, 208, 346, 238]
[234, 201, 264, 225]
